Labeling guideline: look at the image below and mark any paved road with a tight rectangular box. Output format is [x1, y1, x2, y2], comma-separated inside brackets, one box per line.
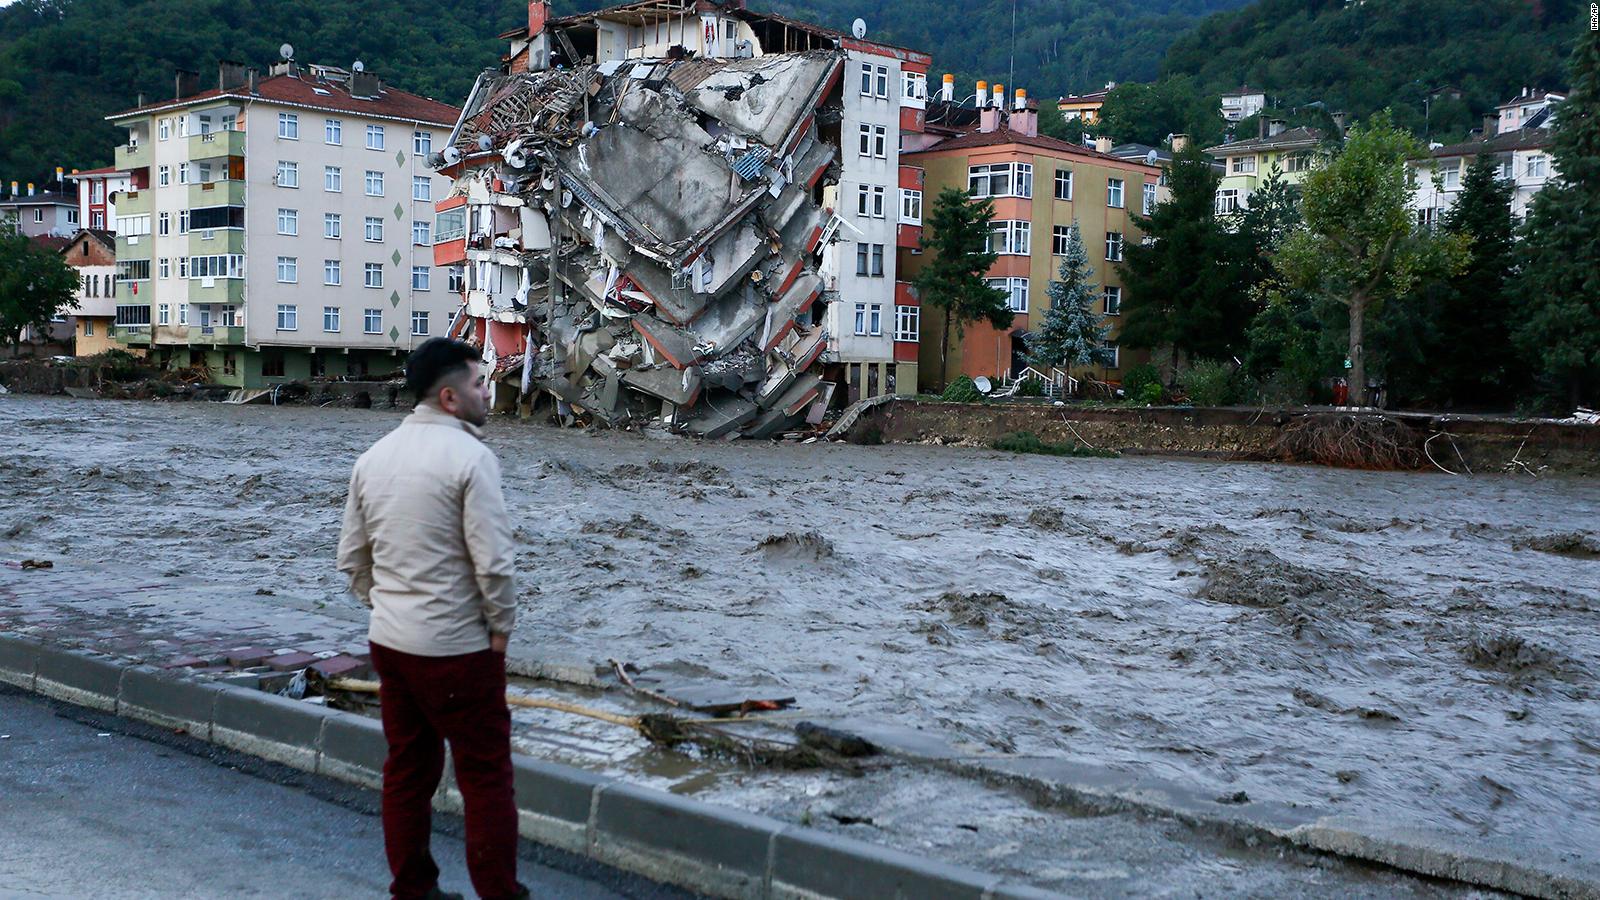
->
[0, 687, 697, 899]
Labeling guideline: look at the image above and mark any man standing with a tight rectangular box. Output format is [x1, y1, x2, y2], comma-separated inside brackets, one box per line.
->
[338, 338, 526, 900]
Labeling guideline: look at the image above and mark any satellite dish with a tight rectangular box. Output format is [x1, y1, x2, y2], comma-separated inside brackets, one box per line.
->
[1146, 149, 1159, 165]
[851, 17, 867, 39]
[477, 134, 494, 151]
[351, 60, 365, 73]
[974, 376, 993, 394]
[279, 43, 295, 61]
[441, 146, 462, 165]
[503, 139, 528, 169]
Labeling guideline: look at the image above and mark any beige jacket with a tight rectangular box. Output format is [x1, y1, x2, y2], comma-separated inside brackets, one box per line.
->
[337, 405, 516, 656]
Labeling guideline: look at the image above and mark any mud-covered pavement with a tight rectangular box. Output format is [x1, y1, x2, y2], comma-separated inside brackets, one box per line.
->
[4, 396, 1597, 882]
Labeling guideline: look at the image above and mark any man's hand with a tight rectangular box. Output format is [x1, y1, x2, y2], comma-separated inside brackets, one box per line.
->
[489, 632, 509, 654]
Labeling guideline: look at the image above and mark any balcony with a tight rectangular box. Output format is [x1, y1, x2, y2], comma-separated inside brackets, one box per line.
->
[188, 228, 245, 255]
[115, 142, 151, 171]
[192, 324, 245, 345]
[188, 278, 245, 304]
[188, 179, 245, 208]
[152, 324, 190, 345]
[187, 130, 245, 160]
[116, 189, 152, 217]
[111, 326, 151, 347]
[115, 234, 153, 259]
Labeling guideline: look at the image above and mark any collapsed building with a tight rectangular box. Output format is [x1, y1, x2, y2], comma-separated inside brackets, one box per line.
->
[430, 0, 936, 438]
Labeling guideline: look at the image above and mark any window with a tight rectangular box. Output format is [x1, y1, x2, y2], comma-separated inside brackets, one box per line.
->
[364, 308, 382, 333]
[221, 305, 237, 327]
[859, 63, 873, 96]
[900, 188, 922, 224]
[325, 118, 342, 145]
[325, 213, 342, 239]
[1442, 162, 1461, 191]
[115, 259, 151, 281]
[448, 267, 465, 292]
[84, 320, 94, 337]
[1052, 225, 1073, 256]
[92, 212, 104, 229]
[118, 214, 152, 236]
[412, 176, 431, 202]
[189, 254, 245, 279]
[412, 220, 431, 245]
[1054, 169, 1073, 201]
[277, 208, 298, 235]
[158, 212, 170, 236]
[856, 184, 886, 217]
[196, 162, 212, 184]
[1499, 158, 1514, 180]
[853, 302, 867, 335]
[1215, 189, 1240, 215]
[67, 208, 78, 226]
[178, 258, 188, 278]
[276, 256, 297, 283]
[969, 162, 1033, 198]
[875, 65, 890, 99]
[894, 304, 919, 342]
[873, 125, 888, 158]
[364, 263, 383, 288]
[901, 71, 926, 103]
[365, 125, 385, 150]
[365, 170, 384, 196]
[278, 112, 298, 139]
[32, 208, 43, 223]
[222, 352, 237, 376]
[276, 160, 298, 188]
[262, 353, 285, 378]
[177, 162, 190, 185]
[158, 119, 170, 141]
[871, 185, 886, 217]
[365, 217, 384, 242]
[1105, 231, 1124, 262]
[1526, 154, 1547, 178]
[1143, 183, 1157, 215]
[1416, 207, 1438, 229]
[987, 219, 1031, 255]
[1103, 341, 1120, 368]
[177, 303, 188, 326]
[435, 208, 466, 242]
[325, 166, 342, 192]
[868, 304, 883, 336]
[1231, 155, 1256, 175]
[276, 304, 298, 330]
[1102, 285, 1122, 315]
[1107, 178, 1124, 208]
[856, 242, 870, 276]
[411, 310, 430, 335]
[858, 124, 871, 156]
[871, 243, 885, 276]
[412, 266, 430, 290]
[413, 131, 432, 155]
[159, 258, 170, 279]
[324, 259, 341, 285]
[323, 306, 340, 331]
[158, 303, 170, 325]
[1285, 152, 1311, 173]
[987, 277, 1029, 313]
[158, 165, 170, 187]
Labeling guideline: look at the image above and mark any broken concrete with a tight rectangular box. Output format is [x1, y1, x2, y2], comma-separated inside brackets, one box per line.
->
[433, 49, 845, 439]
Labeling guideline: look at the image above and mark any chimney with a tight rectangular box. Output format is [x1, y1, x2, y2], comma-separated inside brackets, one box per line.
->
[529, 0, 550, 35]
[218, 60, 249, 91]
[1482, 113, 1499, 138]
[1330, 110, 1347, 134]
[175, 69, 199, 100]
[1014, 88, 1027, 112]
[1267, 118, 1286, 137]
[975, 81, 988, 108]
[979, 107, 1001, 133]
[941, 73, 954, 102]
[351, 70, 381, 99]
[136, 91, 146, 107]
[248, 68, 259, 95]
[1170, 133, 1189, 153]
[992, 83, 1004, 109]
[1094, 136, 1113, 153]
[28, 182, 35, 196]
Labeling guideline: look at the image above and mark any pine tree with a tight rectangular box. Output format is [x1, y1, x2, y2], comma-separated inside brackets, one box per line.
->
[1025, 222, 1113, 371]
[1516, 26, 1600, 409]
[915, 187, 1013, 388]
[1438, 152, 1518, 404]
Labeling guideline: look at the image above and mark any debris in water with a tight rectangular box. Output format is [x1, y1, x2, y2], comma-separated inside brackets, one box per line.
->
[19, 559, 53, 570]
[755, 531, 834, 561]
[1513, 532, 1600, 559]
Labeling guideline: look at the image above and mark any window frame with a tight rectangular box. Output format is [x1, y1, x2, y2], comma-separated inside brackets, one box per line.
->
[894, 304, 920, 342]
[363, 308, 383, 334]
[325, 118, 342, 145]
[276, 304, 298, 331]
[1107, 177, 1125, 208]
[323, 305, 340, 332]
[277, 112, 299, 140]
[364, 216, 384, 243]
[276, 256, 298, 284]
[365, 124, 385, 151]
[324, 259, 342, 286]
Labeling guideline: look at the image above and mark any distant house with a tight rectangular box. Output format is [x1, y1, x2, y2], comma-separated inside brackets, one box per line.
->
[1409, 88, 1563, 226]
[1219, 86, 1266, 123]
[0, 187, 79, 238]
[67, 167, 134, 232]
[62, 229, 120, 356]
[1203, 121, 1323, 214]
[1057, 83, 1114, 125]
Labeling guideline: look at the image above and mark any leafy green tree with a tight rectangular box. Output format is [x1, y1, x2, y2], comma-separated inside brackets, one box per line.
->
[1024, 222, 1113, 371]
[1118, 142, 1251, 372]
[1097, 77, 1220, 147]
[915, 187, 1013, 387]
[1275, 111, 1470, 405]
[0, 232, 78, 352]
[1516, 25, 1600, 409]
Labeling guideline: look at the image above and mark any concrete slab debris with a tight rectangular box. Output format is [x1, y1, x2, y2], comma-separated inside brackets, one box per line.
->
[433, 49, 845, 438]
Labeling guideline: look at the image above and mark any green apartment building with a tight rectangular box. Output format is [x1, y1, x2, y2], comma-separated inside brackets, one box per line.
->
[105, 61, 459, 387]
[1203, 122, 1323, 215]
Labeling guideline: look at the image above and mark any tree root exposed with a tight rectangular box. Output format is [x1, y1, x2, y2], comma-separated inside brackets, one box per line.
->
[1271, 414, 1424, 470]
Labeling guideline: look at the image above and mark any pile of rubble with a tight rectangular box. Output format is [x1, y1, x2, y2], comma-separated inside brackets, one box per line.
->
[434, 50, 845, 438]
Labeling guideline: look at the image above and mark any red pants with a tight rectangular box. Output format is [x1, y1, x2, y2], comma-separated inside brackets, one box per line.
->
[369, 642, 522, 900]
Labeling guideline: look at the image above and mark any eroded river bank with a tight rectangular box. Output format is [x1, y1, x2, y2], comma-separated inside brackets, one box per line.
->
[4, 396, 1596, 892]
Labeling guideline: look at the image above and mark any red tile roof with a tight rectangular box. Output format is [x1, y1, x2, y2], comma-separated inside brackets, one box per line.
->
[69, 166, 125, 177]
[107, 71, 459, 127]
[904, 126, 1159, 170]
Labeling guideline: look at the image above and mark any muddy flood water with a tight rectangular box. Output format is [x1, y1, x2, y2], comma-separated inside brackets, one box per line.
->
[5, 396, 1598, 872]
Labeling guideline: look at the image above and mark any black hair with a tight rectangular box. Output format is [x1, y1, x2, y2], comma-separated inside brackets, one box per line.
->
[405, 338, 479, 403]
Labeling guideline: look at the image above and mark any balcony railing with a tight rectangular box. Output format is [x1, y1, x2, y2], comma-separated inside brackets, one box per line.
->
[187, 129, 245, 159]
[114, 142, 151, 170]
[188, 179, 245, 208]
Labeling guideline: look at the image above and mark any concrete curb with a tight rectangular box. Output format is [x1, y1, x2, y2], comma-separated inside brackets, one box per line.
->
[0, 632, 1055, 900]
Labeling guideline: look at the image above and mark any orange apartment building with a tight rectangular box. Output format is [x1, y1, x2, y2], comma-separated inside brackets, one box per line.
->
[901, 87, 1163, 390]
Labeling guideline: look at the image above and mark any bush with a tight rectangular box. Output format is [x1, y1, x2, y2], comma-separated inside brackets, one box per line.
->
[993, 430, 1119, 458]
[1122, 364, 1161, 403]
[1179, 359, 1239, 407]
[941, 375, 982, 403]
[1135, 383, 1164, 405]
[1014, 376, 1045, 397]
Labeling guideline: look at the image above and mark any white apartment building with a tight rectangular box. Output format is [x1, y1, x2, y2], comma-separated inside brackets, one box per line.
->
[105, 61, 459, 386]
[1410, 88, 1563, 226]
